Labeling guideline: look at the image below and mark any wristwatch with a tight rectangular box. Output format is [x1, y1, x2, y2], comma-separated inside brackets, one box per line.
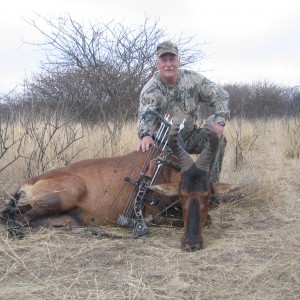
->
[217, 120, 225, 127]
[140, 131, 152, 139]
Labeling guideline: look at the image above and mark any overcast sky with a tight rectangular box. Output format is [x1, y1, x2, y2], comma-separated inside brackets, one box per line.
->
[1, 0, 300, 93]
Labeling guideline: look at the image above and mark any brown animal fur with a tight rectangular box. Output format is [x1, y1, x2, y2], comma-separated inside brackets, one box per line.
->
[3, 150, 182, 229]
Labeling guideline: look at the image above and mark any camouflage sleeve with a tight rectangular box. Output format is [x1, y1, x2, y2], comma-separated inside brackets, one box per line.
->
[137, 81, 160, 139]
[197, 76, 230, 123]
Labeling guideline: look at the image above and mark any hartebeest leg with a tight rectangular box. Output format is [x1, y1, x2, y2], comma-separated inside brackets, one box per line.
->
[29, 214, 81, 228]
[16, 194, 71, 226]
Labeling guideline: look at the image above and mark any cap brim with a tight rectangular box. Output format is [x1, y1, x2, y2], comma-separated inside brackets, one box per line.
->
[157, 50, 178, 57]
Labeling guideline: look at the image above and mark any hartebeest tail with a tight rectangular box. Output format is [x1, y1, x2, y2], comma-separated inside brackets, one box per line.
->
[0, 192, 25, 237]
[148, 115, 239, 251]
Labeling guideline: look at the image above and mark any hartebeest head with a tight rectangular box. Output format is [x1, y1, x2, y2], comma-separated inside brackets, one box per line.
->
[148, 115, 237, 251]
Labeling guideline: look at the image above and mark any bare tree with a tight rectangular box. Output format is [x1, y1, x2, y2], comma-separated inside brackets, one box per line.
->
[23, 15, 205, 144]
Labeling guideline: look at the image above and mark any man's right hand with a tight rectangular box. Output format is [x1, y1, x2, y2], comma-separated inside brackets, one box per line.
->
[137, 136, 155, 152]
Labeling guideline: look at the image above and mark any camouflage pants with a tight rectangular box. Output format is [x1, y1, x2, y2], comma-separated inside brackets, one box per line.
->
[181, 127, 227, 183]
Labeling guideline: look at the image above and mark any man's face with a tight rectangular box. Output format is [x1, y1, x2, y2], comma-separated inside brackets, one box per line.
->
[156, 53, 180, 83]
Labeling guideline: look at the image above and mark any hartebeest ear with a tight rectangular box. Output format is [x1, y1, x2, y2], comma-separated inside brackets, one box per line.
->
[147, 183, 179, 196]
[212, 183, 240, 194]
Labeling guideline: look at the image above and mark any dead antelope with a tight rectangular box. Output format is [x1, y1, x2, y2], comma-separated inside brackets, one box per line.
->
[0, 116, 238, 251]
[0, 150, 181, 233]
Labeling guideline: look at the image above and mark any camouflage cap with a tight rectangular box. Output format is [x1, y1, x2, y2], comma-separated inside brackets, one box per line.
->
[157, 41, 178, 57]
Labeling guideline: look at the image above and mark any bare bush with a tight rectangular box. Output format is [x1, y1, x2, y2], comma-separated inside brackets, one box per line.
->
[224, 81, 294, 118]
[282, 115, 300, 159]
[22, 119, 84, 177]
[227, 117, 260, 170]
[0, 99, 86, 179]
[0, 107, 26, 173]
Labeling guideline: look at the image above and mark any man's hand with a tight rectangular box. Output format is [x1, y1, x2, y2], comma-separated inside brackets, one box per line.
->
[137, 136, 155, 152]
[215, 123, 224, 138]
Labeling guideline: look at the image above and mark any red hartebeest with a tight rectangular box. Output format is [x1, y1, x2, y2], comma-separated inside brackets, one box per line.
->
[0, 116, 238, 251]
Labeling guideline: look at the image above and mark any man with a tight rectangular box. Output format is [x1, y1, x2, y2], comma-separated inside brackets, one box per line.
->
[136, 41, 230, 182]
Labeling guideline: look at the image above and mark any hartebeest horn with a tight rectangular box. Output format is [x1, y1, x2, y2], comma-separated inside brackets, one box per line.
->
[168, 119, 194, 171]
[195, 115, 220, 171]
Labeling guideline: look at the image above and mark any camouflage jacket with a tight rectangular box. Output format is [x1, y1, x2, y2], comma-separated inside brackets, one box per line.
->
[137, 69, 230, 140]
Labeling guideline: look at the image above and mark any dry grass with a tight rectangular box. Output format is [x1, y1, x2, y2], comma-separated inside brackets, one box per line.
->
[0, 118, 299, 299]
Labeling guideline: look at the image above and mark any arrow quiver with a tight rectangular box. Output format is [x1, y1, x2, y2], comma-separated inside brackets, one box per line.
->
[117, 110, 182, 237]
